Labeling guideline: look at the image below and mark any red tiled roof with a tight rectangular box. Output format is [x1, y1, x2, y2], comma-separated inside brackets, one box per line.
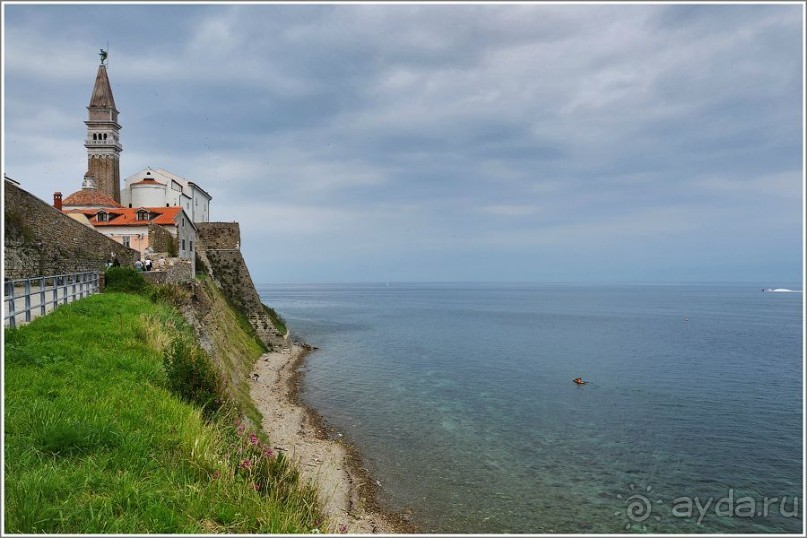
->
[65, 206, 187, 227]
[131, 178, 162, 186]
[62, 189, 123, 208]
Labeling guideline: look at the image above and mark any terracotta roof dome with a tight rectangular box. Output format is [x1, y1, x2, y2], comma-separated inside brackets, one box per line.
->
[62, 188, 123, 209]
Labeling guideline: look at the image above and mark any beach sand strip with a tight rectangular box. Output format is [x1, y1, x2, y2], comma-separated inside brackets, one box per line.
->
[250, 345, 413, 534]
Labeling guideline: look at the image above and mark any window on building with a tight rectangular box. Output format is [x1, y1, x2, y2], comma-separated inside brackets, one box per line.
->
[103, 133, 108, 140]
[96, 212, 108, 222]
[181, 239, 186, 252]
[92, 133, 97, 140]
[136, 210, 149, 221]
[190, 240, 193, 252]
[123, 236, 130, 248]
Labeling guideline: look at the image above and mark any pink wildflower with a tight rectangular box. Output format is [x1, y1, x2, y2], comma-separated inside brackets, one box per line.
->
[339, 524, 348, 533]
[240, 458, 252, 470]
[237, 423, 245, 435]
[252, 482, 260, 491]
[249, 433, 259, 445]
[264, 448, 274, 458]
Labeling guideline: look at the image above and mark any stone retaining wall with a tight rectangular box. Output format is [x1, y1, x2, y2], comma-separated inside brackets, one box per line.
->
[141, 260, 193, 285]
[4, 179, 138, 279]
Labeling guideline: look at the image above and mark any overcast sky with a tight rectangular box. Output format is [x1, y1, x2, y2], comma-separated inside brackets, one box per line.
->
[3, 3, 804, 284]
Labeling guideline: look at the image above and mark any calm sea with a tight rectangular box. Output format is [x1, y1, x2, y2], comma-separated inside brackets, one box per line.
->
[257, 283, 803, 533]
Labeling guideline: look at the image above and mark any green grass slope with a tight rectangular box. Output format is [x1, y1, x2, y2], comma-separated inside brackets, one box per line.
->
[4, 290, 322, 533]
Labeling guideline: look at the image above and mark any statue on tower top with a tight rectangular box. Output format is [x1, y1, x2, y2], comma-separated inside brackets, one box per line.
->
[99, 48, 108, 65]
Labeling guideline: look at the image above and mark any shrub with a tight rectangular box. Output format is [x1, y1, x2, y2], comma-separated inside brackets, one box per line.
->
[105, 267, 149, 294]
[163, 337, 224, 418]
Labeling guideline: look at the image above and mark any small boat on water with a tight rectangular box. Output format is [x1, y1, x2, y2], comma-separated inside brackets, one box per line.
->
[573, 377, 587, 385]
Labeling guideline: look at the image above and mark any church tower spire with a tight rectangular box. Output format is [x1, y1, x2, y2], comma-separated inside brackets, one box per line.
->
[84, 51, 122, 203]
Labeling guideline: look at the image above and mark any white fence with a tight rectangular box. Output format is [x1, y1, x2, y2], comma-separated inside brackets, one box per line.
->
[4, 271, 100, 328]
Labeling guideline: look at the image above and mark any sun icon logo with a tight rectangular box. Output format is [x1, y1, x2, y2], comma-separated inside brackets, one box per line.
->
[615, 483, 664, 531]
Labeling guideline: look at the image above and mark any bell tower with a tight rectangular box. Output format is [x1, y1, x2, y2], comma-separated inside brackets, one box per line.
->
[84, 50, 122, 203]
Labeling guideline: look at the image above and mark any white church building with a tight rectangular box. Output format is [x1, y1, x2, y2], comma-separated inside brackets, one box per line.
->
[121, 168, 212, 224]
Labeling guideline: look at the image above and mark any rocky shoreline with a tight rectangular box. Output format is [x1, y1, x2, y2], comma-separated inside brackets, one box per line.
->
[250, 345, 415, 534]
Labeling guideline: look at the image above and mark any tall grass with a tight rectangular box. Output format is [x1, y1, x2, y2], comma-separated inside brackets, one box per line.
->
[4, 292, 323, 533]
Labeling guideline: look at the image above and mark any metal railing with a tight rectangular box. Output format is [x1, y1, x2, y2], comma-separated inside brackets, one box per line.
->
[4, 271, 100, 328]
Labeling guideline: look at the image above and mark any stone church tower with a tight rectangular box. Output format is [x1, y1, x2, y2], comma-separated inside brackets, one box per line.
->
[84, 61, 122, 203]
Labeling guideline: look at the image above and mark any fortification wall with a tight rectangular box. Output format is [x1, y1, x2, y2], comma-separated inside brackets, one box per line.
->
[204, 246, 286, 349]
[159, 220, 287, 349]
[4, 180, 138, 279]
[196, 222, 240, 250]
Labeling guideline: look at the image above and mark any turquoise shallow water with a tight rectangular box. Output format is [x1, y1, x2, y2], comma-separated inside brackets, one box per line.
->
[257, 283, 803, 533]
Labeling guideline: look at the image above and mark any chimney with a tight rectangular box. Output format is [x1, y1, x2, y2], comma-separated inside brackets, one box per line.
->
[54, 192, 63, 210]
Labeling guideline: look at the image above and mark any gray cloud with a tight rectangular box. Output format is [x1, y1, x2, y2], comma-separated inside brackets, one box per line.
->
[3, 3, 803, 283]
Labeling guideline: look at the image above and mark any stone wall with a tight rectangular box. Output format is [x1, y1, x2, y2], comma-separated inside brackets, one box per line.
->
[204, 247, 286, 349]
[196, 222, 240, 250]
[4, 179, 138, 279]
[194, 222, 240, 281]
[141, 260, 193, 285]
[148, 223, 176, 255]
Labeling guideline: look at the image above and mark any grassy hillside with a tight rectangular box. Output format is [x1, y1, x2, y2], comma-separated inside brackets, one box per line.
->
[4, 286, 323, 533]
